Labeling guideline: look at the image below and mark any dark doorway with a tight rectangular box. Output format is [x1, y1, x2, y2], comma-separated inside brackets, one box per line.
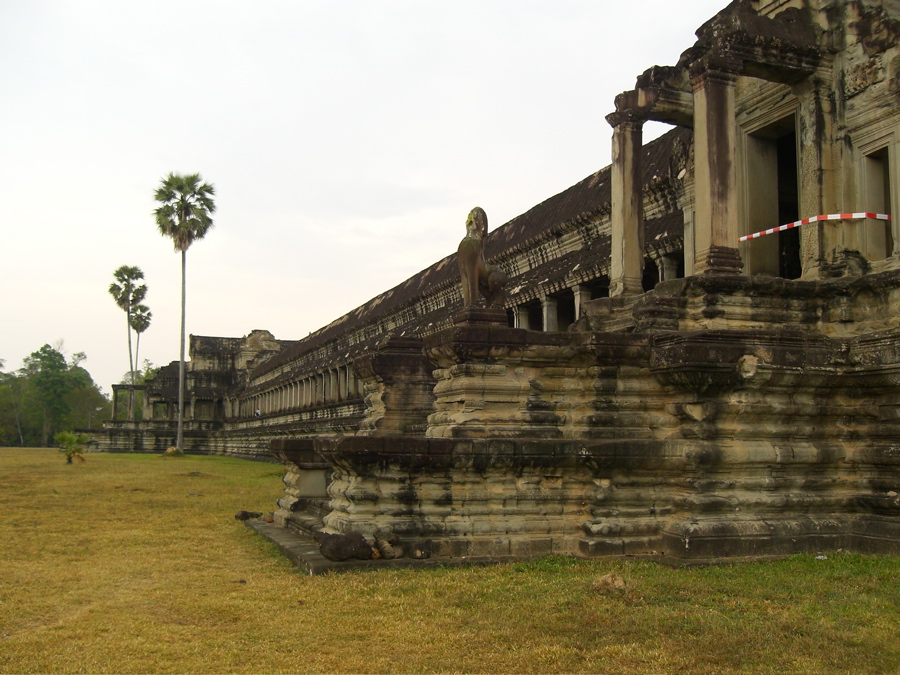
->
[556, 291, 576, 329]
[777, 132, 801, 279]
[744, 115, 801, 279]
[642, 258, 660, 291]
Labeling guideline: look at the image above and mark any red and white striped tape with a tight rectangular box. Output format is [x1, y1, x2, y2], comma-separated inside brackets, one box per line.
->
[739, 212, 892, 242]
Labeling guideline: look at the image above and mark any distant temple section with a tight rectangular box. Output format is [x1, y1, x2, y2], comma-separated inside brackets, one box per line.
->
[98, 0, 900, 565]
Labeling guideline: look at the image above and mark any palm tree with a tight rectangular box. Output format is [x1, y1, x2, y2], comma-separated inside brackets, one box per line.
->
[130, 303, 152, 382]
[109, 265, 147, 419]
[130, 303, 151, 419]
[153, 172, 215, 452]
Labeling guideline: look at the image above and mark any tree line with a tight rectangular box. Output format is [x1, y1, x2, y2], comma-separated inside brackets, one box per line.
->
[0, 345, 111, 447]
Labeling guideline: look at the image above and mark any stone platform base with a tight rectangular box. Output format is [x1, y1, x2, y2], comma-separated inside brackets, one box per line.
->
[246, 519, 896, 574]
[244, 519, 521, 575]
[270, 435, 899, 566]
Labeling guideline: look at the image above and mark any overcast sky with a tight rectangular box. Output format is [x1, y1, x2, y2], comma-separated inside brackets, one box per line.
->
[1, 0, 726, 394]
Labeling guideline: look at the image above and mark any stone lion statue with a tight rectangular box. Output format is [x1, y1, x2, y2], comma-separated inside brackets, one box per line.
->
[457, 206, 507, 308]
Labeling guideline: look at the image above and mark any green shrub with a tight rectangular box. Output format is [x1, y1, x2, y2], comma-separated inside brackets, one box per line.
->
[54, 431, 89, 463]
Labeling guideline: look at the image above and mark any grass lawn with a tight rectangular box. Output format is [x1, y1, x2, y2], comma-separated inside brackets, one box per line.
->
[0, 447, 898, 674]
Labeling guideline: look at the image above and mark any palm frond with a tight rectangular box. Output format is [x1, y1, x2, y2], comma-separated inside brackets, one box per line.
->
[130, 304, 152, 333]
[153, 172, 216, 252]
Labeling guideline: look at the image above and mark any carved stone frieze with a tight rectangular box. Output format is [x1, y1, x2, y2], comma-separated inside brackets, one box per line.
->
[844, 55, 885, 98]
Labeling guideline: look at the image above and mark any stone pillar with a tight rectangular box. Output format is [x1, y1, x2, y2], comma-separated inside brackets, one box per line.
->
[515, 306, 530, 330]
[792, 75, 839, 277]
[690, 57, 744, 275]
[541, 295, 558, 332]
[572, 284, 591, 320]
[338, 367, 347, 402]
[660, 254, 679, 281]
[606, 111, 646, 296]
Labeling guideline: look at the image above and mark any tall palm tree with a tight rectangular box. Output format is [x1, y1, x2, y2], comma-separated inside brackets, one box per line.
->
[153, 172, 215, 452]
[130, 303, 152, 418]
[109, 265, 147, 420]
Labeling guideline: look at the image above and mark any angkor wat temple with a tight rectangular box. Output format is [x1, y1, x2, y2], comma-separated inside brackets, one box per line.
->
[98, 0, 900, 564]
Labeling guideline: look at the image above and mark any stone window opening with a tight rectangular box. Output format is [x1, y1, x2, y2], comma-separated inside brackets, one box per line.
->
[658, 251, 685, 283]
[741, 113, 801, 279]
[515, 300, 544, 330]
[583, 277, 610, 300]
[642, 257, 660, 291]
[863, 146, 894, 260]
[550, 290, 577, 331]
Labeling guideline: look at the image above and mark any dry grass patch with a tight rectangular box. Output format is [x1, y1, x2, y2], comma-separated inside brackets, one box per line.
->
[0, 447, 898, 674]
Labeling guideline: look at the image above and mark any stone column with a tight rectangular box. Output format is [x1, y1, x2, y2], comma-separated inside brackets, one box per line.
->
[515, 306, 530, 330]
[572, 284, 591, 320]
[690, 57, 744, 275]
[338, 367, 347, 402]
[541, 295, 558, 332]
[660, 254, 679, 281]
[792, 74, 839, 277]
[347, 368, 356, 399]
[606, 110, 646, 296]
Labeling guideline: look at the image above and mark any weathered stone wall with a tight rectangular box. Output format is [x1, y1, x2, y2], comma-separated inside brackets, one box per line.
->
[275, 278, 900, 561]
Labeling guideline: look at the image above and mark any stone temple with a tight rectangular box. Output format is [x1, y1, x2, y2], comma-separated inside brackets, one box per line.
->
[97, 0, 900, 564]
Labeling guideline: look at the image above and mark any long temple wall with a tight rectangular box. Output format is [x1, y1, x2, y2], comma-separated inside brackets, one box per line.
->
[95, 0, 900, 562]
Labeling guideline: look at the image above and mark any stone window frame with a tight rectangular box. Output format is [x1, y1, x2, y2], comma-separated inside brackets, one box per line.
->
[736, 94, 800, 276]
[855, 127, 899, 259]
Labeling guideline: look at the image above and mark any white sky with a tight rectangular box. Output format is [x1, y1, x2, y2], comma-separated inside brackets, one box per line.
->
[1, 0, 725, 394]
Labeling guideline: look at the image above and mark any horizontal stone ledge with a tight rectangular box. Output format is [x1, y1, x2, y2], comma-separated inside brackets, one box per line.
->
[854, 444, 900, 466]
[274, 435, 689, 472]
[423, 323, 649, 359]
[269, 437, 331, 469]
